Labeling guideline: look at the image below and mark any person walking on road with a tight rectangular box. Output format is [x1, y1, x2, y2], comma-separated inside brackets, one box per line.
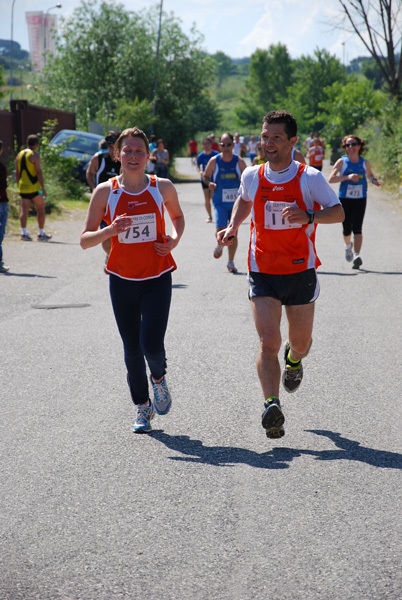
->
[151, 139, 170, 178]
[0, 140, 10, 272]
[203, 132, 246, 274]
[80, 127, 185, 433]
[328, 134, 380, 270]
[218, 110, 344, 438]
[15, 134, 51, 242]
[196, 137, 219, 223]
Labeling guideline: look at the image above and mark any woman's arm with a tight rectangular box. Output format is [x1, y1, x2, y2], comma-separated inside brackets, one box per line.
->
[80, 184, 132, 249]
[153, 179, 185, 256]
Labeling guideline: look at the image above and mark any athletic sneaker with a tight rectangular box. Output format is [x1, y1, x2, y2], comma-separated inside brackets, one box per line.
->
[150, 375, 172, 415]
[37, 232, 52, 242]
[345, 245, 353, 262]
[206, 216, 212, 223]
[262, 398, 285, 439]
[282, 341, 303, 393]
[352, 256, 362, 270]
[21, 233, 32, 241]
[133, 401, 155, 433]
[213, 245, 223, 259]
[0, 262, 10, 273]
[227, 261, 238, 274]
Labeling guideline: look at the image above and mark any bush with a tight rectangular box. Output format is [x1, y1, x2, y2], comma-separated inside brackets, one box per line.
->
[38, 120, 88, 202]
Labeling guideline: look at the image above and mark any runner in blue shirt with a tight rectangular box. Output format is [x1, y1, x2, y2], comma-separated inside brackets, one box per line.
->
[196, 137, 219, 223]
[203, 132, 246, 273]
[329, 135, 380, 269]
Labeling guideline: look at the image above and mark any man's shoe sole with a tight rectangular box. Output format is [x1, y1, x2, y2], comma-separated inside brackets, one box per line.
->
[262, 403, 285, 438]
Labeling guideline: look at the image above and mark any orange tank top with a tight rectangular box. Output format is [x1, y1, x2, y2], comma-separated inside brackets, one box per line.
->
[103, 175, 176, 281]
[248, 163, 321, 275]
[309, 146, 324, 166]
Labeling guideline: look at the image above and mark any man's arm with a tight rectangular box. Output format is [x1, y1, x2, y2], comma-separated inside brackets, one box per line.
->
[282, 203, 344, 225]
[218, 196, 252, 245]
[86, 155, 98, 191]
[202, 156, 218, 191]
[31, 153, 46, 195]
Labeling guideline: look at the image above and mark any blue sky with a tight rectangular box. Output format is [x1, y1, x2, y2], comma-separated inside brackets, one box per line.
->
[2, 0, 370, 63]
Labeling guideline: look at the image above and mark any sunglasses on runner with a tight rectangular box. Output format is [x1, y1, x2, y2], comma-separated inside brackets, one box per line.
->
[220, 142, 233, 147]
[345, 142, 359, 147]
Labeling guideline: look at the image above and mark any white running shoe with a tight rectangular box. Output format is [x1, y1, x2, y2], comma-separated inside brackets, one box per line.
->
[345, 244, 353, 262]
[37, 232, 52, 242]
[150, 376, 172, 415]
[133, 401, 155, 433]
[213, 245, 223, 259]
[227, 261, 238, 274]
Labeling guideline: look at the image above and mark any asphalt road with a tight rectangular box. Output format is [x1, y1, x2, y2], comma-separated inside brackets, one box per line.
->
[1, 159, 401, 600]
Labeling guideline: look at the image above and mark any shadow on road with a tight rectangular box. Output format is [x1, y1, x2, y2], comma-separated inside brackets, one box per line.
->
[0, 272, 57, 279]
[319, 270, 402, 276]
[150, 429, 402, 470]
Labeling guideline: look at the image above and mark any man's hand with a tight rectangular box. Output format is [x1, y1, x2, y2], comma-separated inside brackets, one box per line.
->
[217, 228, 236, 246]
[281, 205, 308, 225]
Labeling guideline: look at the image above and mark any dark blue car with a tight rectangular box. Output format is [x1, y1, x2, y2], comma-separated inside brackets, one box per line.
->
[49, 129, 104, 182]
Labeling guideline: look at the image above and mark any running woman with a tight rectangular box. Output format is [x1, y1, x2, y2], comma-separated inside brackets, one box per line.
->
[80, 127, 185, 433]
[328, 135, 380, 269]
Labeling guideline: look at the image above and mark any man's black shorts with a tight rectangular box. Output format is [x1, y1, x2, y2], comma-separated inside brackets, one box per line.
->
[200, 180, 209, 190]
[248, 269, 320, 305]
[20, 192, 40, 200]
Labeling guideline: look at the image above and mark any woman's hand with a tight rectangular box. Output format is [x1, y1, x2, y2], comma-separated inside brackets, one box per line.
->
[110, 214, 133, 236]
[153, 235, 177, 256]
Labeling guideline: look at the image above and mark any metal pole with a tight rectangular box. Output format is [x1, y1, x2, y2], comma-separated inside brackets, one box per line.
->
[44, 4, 62, 66]
[10, 0, 17, 100]
[150, 0, 163, 136]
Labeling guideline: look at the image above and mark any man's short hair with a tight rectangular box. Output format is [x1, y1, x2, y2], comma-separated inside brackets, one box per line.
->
[262, 111, 297, 139]
[220, 132, 234, 143]
[27, 134, 39, 148]
[105, 131, 120, 145]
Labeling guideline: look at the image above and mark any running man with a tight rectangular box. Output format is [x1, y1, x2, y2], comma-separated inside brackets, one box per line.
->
[203, 132, 247, 274]
[15, 134, 51, 242]
[218, 111, 344, 438]
[328, 134, 380, 269]
[196, 137, 219, 223]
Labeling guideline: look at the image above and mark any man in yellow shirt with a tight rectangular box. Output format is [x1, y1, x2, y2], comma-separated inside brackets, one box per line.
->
[15, 134, 51, 241]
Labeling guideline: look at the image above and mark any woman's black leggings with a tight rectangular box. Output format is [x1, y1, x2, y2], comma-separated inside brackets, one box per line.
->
[109, 272, 172, 405]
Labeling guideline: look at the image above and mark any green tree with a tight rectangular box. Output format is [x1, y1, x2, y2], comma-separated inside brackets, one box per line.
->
[33, 0, 218, 156]
[285, 49, 345, 132]
[319, 76, 383, 153]
[235, 44, 294, 128]
[211, 51, 233, 87]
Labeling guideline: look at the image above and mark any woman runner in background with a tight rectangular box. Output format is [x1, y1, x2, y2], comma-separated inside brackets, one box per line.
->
[329, 134, 380, 270]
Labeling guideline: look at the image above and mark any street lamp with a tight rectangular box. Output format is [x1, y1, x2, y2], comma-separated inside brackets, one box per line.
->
[43, 3, 62, 64]
[10, 0, 17, 99]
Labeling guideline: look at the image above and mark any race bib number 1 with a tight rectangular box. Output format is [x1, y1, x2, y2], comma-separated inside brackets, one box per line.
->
[264, 201, 302, 230]
[118, 213, 157, 244]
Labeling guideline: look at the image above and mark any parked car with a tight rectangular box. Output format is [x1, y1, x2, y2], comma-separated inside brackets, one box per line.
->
[49, 129, 103, 182]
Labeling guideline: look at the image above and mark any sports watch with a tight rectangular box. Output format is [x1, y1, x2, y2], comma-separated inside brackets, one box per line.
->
[305, 209, 315, 224]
